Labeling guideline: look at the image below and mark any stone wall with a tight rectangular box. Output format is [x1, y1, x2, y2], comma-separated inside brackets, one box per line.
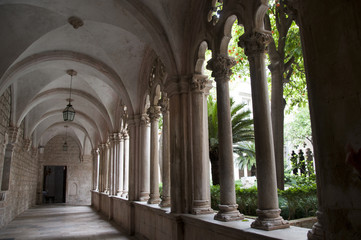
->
[0, 88, 38, 228]
[42, 135, 92, 205]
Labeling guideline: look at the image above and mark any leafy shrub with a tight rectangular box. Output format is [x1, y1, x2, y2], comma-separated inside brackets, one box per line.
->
[236, 186, 258, 216]
[210, 178, 317, 220]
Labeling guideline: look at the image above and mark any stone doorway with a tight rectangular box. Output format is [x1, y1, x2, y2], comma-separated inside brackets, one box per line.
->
[43, 166, 67, 204]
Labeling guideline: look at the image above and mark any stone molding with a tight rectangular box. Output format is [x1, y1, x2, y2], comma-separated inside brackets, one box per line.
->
[206, 55, 236, 81]
[147, 105, 161, 121]
[251, 208, 290, 230]
[140, 113, 150, 126]
[214, 204, 244, 222]
[191, 74, 210, 92]
[158, 95, 169, 114]
[239, 31, 273, 56]
[7, 127, 20, 145]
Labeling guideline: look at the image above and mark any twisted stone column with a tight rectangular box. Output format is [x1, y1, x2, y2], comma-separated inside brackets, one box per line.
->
[159, 95, 171, 207]
[191, 75, 213, 214]
[147, 105, 161, 204]
[239, 31, 289, 230]
[122, 131, 129, 198]
[207, 55, 243, 221]
[139, 114, 150, 201]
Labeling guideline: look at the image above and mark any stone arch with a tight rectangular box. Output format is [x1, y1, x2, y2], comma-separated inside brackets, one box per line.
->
[28, 109, 103, 145]
[254, 0, 269, 32]
[17, 88, 112, 132]
[0, 50, 134, 115]
[195, 41, 209, 75]
[220, 15, 238, 56]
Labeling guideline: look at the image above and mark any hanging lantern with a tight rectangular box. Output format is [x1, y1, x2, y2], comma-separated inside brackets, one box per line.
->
[63, 69, 76, 121]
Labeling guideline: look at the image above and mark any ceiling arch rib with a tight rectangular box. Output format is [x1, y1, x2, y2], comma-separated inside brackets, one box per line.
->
[38, 121, 92, 151]
[0, 51, 133, 115]
[17, 88, 113, 132]
[28, 109, 103, 145]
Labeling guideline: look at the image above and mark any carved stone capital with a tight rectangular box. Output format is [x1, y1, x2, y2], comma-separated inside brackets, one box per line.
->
[191, 74, 209, 92]
[122, 129, 129, 140]
[149, 57, 166, 88]
[140, 113, 150, 126]
[239, 31, 273, 56]
[7, 127, 20, 145]
[158, 95, 169, 114]
[206, 55, 236, 82]
[23, 139, 32, 152]
[147, 105, 161, 121]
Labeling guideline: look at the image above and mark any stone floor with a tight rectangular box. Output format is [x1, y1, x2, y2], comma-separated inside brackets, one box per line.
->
[0, 204, 136, 240]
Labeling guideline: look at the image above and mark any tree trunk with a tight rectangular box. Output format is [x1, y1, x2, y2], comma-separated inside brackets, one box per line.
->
[209, 148, 220, 185]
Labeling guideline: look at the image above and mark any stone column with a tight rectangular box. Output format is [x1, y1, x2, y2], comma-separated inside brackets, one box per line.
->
[122, 131, 129, 198]
[206, 55, 243, 221]
[95, 149, 100, 191]
[239, 31, 289, 230]
[117, 134, 124, 196]
[97, 145, 103, 192]
[36, 146, 44, 204]
[92, 149, 98, 190]
[113, 133, 120, 196]
[147, 105, 161, 204]
[159, 95, 171, 207]
[105, 141, 110, 194]
[139, 114, 150, 201]
[191, 75, 213, 214]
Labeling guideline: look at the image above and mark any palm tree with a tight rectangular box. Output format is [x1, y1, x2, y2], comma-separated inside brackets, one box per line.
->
[208, 96, 255, 185]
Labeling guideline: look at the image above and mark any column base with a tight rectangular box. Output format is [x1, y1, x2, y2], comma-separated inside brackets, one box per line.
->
[214, 204, 244, 222]
[159, 196, 171, 208]
[251, 209, 290, 231]
[147, 194, 161, 204]
[192, 200, 213, 215]
[307, 211, 324, 240]
[121, 191, 128, 198]
[139, 192, 150, 201]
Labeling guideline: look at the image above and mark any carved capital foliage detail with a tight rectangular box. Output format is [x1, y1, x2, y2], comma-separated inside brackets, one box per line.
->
[141, 113, 150, 126]
[238, 31, 273, 56]
[147, 105, 161, 121]
[206, 55, 236, 81]
[149, 57, 166, 88]
[158, 96, 169, 114]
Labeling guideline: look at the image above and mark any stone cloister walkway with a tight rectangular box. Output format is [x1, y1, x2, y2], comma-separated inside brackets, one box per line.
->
[0, 205, 135, 240]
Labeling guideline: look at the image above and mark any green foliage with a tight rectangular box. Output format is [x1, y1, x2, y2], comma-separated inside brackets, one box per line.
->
[234, 141, 256, 170]
[207, 96, 254, 153]
[285, 105, 312, 147]
[227, 22, 249, 82]
[236, 186, 258, 216]
[210, 185, 220, 210]
[267, 0, 307, 110]
[278, 183, 317, 220]
[211, 176, 317, 220]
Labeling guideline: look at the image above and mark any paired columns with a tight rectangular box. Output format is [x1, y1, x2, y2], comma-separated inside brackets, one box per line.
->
[240, 31, 289, 230]
[207, 56, 243, 221]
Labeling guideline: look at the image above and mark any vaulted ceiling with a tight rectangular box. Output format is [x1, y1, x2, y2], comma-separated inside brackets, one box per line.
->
[0, 0, 196, 155]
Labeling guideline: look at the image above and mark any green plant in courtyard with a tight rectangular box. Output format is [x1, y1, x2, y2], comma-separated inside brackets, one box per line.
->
[208, 96, 254, 185]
